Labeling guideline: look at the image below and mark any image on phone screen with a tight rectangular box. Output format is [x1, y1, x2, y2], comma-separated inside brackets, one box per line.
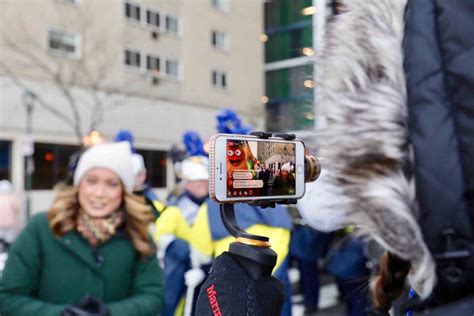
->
[226, 139, 295, 198]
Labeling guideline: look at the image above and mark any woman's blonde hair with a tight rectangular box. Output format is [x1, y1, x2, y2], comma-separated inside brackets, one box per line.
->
[47, 183, 155, 258]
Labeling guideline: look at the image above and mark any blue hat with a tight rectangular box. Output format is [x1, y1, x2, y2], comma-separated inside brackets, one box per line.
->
[183, 131, 207, 157]
[216, 109, 252, 134]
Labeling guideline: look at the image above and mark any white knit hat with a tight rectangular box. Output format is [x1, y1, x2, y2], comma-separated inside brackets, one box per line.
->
[131, 153, 146, 175]
[281, 162, 291, 172]
[181, 156, 209, 181]
[74, 142, 134, 192]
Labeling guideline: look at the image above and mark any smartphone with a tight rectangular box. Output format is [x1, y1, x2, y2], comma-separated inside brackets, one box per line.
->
[209, 133, 306, 203]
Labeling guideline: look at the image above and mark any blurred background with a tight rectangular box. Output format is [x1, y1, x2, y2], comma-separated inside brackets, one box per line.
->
[0, 0, 335, 215]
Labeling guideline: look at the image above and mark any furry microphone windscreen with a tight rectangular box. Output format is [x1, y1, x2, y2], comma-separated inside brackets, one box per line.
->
[298, 0, 435, 298]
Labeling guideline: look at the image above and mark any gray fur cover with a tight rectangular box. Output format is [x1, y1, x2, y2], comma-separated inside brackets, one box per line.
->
[299, 0, 435, 298]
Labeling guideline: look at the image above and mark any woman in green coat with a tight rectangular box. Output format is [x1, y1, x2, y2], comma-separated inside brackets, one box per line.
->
[0, 142, 164, 316]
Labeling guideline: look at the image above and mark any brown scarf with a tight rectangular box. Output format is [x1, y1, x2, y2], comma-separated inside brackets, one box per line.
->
[76, 210, 124, 247]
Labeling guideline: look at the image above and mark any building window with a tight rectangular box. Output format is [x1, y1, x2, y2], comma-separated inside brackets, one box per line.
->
[212, 0, 230, 12]
[146, 9, 160, 28]
[266, 98, 314, 132]
[211, 30, 228, 50]
[125, 2, 141, 22]
[147, 55, 160, 73]
[165, 15, 179, 34]
[124, 49, 141, 68]
[165, 59, 179, 79]
[212, 71, 227, 89]
[48, 29, 80, 58]
[265, 64, 314, 131]
[136, 149, 167, 188]
[0, 141, 11, 181]
[265, 28, 313, 62]
[264, 0, 312, 29]
[266, 64, 313, 99]
[32, 143, 79, 190]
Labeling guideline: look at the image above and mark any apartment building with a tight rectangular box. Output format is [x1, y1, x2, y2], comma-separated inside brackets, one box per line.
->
[0, 0, 264, 214]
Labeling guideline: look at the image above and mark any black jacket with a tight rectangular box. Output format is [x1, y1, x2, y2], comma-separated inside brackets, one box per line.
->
[403, 0, 474, 303]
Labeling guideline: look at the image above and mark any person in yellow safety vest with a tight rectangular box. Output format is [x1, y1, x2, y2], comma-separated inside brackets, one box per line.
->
[153, 156, 209, 316]
[188, 199, 293, 316]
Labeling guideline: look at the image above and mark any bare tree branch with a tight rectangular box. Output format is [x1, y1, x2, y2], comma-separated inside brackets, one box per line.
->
[0, 1, 147, 144]
[57, 82, 83, 140]
[3, 38, 57, 78]
[89, 89, 105, 131]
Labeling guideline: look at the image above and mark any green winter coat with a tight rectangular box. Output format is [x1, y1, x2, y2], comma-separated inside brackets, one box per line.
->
[0, 213, 164, 316]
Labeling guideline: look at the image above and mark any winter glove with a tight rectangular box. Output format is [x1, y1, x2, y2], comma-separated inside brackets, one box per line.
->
[61, 295, 110, 316]
[185, 268, 206, 287]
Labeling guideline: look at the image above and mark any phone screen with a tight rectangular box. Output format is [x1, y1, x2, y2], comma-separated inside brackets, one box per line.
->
[226, 138, 296, 198]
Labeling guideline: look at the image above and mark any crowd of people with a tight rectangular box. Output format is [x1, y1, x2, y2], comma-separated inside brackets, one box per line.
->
[242, 159, 296, 197]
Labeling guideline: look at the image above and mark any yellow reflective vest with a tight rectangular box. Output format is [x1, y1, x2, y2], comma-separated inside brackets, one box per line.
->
[189, 203, 291, 272]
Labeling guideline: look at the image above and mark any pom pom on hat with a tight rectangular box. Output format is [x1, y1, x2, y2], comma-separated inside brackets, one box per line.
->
[181, 156, 209, 181]
[74, 142, 134, 192]
[114, 129, 136, 153]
